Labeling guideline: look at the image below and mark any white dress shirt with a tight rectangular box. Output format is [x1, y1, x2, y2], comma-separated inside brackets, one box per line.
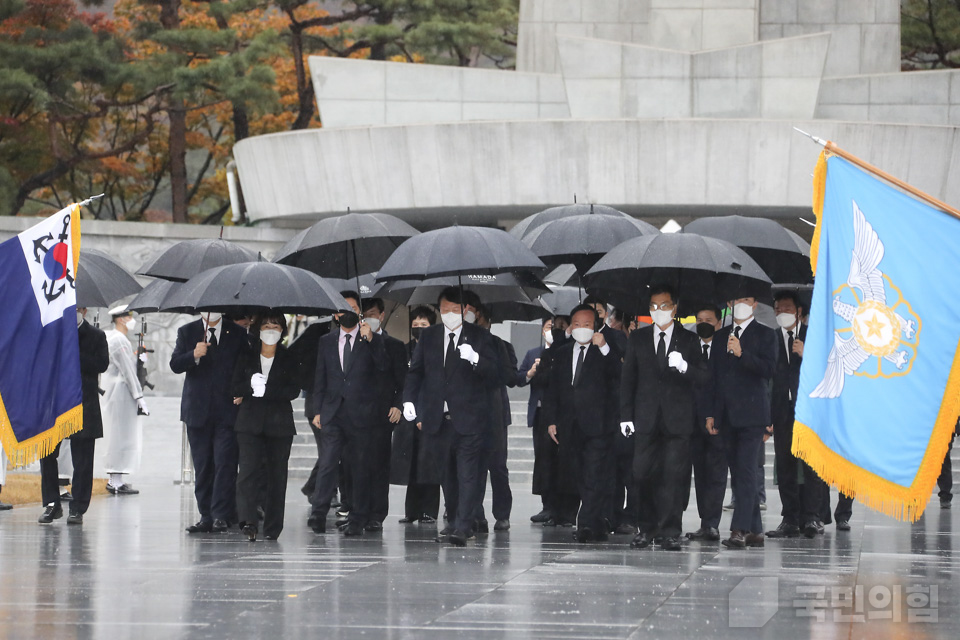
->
[260, 354, 274, 380]
[442, 324, 463, 365]
[571, 340, 610, 381]
[653, 322, 675, 353]
[338, 325, 359, 370]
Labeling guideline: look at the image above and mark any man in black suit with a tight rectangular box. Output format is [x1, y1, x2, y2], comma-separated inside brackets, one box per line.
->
[583, 294, 628, 358]
[171, 311, 249, 533]
[684, 304, 728, 542]
[543, 304, 621, 543]
[620, 285, 707, 550]
[38, 308, 110, 525]
[310, 291, 388, 536]
[289, 319, 331, 500]
[403, 287, 500, 546]
[516, 317, 554, 522]
[361, 297, 406, 531]
[707, 295, 777, 550]
[766, 291, 826, 540]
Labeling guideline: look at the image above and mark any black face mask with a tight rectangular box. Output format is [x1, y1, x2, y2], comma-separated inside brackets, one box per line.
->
[696, 322, 716, 339]
[410, 327, 424, 342]
[337, 311, 359, 329]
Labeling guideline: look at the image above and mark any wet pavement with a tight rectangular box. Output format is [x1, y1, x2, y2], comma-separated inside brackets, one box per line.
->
[1, 398, 957, 639]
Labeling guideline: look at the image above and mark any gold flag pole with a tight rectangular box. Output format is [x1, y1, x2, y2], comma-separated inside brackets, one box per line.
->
[793, 128, 960, 221]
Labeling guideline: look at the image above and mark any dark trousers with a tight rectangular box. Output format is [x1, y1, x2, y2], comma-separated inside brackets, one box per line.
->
[40, 438, 96, 514]
[310, 416, 373, 525]
[477, 444, 513, 522]
[236, 433, 292, 538]
[938, 433, 956, 501]
[404, 483, 441, 519]
[632, 417, 690, 539]
[438, 418, 486, 535]
[773, 416, 825, 526]
[821, 487, 854, 524]
[723, 424, 765, 534]
[611, 434, 638, 527]
[302, 423, 324, 497]
[369, 425, 393, 523]
[187, 421, 238, 523]
[689, 429, 728, 530]
[573, 429, 612, 534]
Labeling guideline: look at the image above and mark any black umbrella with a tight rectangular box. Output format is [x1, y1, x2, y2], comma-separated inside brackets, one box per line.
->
[683, 215, 812, 284]
[509, 203, 638, 239]
[538, 286, 582, 316]
[543, 264, 578, 287]
[486, 299, 554, 323]
[138, 238, 258, 282]
[126, 279, 183, 314]
[583, 232, 772, 307]
[163, 261, 349, 315]
[379, 272, 549, 306]
[76, 249, 143, 308]
[522, 213, 659, 273]
[325, 273, 385, 299]
[376, 226, 545, 282]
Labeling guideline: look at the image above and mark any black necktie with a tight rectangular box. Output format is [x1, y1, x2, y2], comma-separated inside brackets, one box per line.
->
[734, 325, 742, 339]
[657, 331, 667, 369]
[703, 343, 709, 359]
[787, 330, 794, 364]
[444, 332, 456, 375]
[208, 327, 217, 347]
[573, 345, 586, 386]
[342, 334, 352, 371]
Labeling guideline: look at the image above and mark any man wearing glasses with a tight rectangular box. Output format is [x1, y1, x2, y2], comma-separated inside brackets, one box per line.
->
[619, 285, 707, 551]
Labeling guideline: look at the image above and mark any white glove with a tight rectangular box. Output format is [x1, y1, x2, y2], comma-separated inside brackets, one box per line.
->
[136, 397, 150, 416]
[457, 343, 479, 365]
[403, 402, 417, 422]
[668, 351, 687, 373]
[620, 421, 635, 437]
[252, 383, 266, 398]
[251, 373, 267, 386]
[138, 352, 148, 364]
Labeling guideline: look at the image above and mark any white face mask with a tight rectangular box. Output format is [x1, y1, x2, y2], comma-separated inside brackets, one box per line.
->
[441, 312, 462, 331]
[776, 313, 798, 330]
[260, 329, 282, 346]
[463, 310, 476, 324]
[571, 327, 594, 345]
[76, 311, 84, 327]
[543, 329, 554, 345]
[364, 318, 381, 333]
[733, 302, 754, 321]
[124, 318, 136, 331]
[204, 312, 222, 324]
[650, 309, 673, 328]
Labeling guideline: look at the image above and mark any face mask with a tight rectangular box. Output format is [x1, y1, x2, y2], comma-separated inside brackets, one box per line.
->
[441, 312, 462, 331]
[411, 327, 424, 342]
[364, 318, 381, 333]
[337, 311, 359, 329]
[696, 322, 716, 339]
[204, 312, 222, 324]
[124, 318, 136, 331]
[543, 329, 554, 346]
[776, 313, 798, 330]
[650, 309, 673, 328]
[463, 310, 476, 324]
[260, 329, 281, 346]
[733, 302, 754, 321]
[571, 327, 594, 345]
[76, 311, 84, 327]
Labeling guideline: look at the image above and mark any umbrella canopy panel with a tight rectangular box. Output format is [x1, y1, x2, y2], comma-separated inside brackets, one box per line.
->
[138, 238, 258, 282]
[126, 279, 183, 314]
[522, 213, 659, 271]
[76, 248, 143, 308]
[509, 203, 640, 239]
[380, 271, 549, 306]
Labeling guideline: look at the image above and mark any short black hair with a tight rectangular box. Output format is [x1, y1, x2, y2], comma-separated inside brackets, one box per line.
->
[462, 289, 482, 310]
[582, 294, 606, 308]
[570, 303, 599, 324]
[541, 316, 552, 327]
[340, 290, 360, 307]
[410, 305, 436, 325]
[361, 297, 385, 314]
[774, 290, 803, 311]
[648, 283, 677, 303]
[257, 309, 288, 338]
[695, 303, 722, 322]
[437, 286, 463, 307]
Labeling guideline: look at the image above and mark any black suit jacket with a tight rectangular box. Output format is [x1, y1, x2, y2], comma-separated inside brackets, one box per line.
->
[694, 338, 719, 429]
[709, 320, 777, 429]
[230, 345, 303, 437]
[170, 319, 249, 427]
[403, 322, 500, 436]
[620, 323, 707, 436]
[374, 330, 408, 423]
[517, 345, 545, 428]
[288, 322, 330, 420]
[771, 323, 805, 425]
[73, 320, 109, 440]
[542, 340, 620, 438]
[313, 328, 389, 427]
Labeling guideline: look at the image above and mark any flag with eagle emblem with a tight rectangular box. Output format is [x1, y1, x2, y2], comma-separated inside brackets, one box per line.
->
[0, 205, 83, 466]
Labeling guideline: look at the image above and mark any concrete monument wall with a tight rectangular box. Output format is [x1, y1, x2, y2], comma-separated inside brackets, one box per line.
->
[817, 70, 960, 126]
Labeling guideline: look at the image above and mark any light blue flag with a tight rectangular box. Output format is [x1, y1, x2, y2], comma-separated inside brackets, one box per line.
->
[794, 153, 960, 521]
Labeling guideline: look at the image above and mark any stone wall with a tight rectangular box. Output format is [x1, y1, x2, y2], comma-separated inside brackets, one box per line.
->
[817, 70, 960, 126]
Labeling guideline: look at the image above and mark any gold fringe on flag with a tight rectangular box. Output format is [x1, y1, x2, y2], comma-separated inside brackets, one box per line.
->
[0, 397, 83, 469]
[792, 338, 960, 522]
[808, 150, 829, 277]
[71, 203, 81, 274]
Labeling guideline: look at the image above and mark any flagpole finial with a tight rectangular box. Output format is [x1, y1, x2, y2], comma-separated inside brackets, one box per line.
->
[793, 127, 828, 147]
[76, 193, 105, 209]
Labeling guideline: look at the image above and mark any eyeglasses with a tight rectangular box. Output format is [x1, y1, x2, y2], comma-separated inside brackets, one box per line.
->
[649, 302, 675, 311]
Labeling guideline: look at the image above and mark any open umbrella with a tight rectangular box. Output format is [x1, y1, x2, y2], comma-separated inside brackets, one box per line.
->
[522, 213, 658, 273]
[76, 249, 143, 308]
[486, 299, 554, 323]
[325, 273, 384, 299]
[126, 279, 183, 314]
[538, 286, 582, 317]
[509, 203, 639, 239]
[379, 272, 549, 306]
[583, 232, 772, 308]
[138, 238, 258, 282]
[682, 215, 812, 284]
[163, 261, 349, 316]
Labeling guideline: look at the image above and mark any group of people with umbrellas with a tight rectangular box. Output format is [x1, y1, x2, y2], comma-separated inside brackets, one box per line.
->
[51, 203, 838, 548]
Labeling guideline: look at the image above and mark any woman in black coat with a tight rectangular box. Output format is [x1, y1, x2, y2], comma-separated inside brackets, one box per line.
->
[231, 311, 302, 541]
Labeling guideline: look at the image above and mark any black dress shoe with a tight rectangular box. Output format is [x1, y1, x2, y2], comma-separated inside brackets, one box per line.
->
[242, 524, 257, 542]
[574, 527, 594, 543]
[439, 525, 452, 536]
[38, 504, 63, 524]
[60, 492, 73, 502]
[686, 527, 720, 541]
[66, 512, 83, 525]
[342, 522, 364, 537]
[211, 519, 228, 533]
[802, 521, 822, 538]
[264, 534, 278, 541]
[475, 520, 489, 534]
[767, 521, 801, 538]
[494, 519, 510, 531]
[661, 536, 682, 551]
[0, 501, 12, 511]
[941, 498, 952, 509]
[420, 514, 436, 524]
[448, 529, 468, 546]
[399, 516, 416, 524]
[107, 483, 140, 495]
[311, 520, 327, 534]
[542, 518, 557, 527]
[307, 515, 319, 529]
[722, 530, 746, 549]
[630, 532, 652, 549]
[530, 510, 551, 523]
[559, 520, 575, 527]
[186, 520, 213, 533]
[364, 521, 383, 532]
[614, 523, 637, 535]
[836, 519, 851, 531]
